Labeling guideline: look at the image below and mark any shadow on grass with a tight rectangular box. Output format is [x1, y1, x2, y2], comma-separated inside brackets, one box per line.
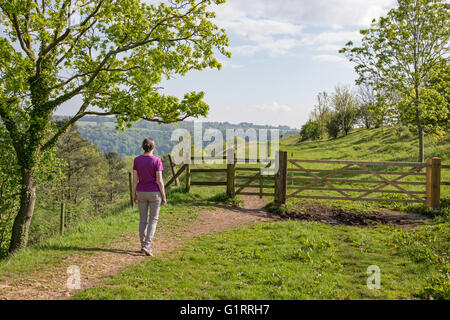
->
[35, 244, 143, 257]
[203, 192, 276, 220]
[207, 203, 275, 220]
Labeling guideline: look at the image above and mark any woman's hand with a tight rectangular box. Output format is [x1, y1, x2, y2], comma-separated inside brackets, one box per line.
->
[133, 194, 138, 205]
[161, 197, 167, 206]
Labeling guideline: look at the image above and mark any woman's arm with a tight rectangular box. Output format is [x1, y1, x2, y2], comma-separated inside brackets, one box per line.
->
[132, 170, 139, 204]
[156, 171, 167, 206]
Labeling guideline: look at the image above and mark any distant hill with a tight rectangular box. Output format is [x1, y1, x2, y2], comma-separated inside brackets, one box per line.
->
[53, 116, 299, 157]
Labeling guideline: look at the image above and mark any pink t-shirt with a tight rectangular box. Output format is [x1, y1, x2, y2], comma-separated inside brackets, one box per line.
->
[133, 155, 164, 192]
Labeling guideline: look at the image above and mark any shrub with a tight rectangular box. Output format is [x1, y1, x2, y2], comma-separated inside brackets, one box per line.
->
[326, 113, 341, 139]
[300, 120, 321, 142]
[207, 193, 243, 207]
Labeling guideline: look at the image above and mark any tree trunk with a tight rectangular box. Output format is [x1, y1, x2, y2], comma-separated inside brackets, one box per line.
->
[8, 171, 36, 253]
[415, 85, 424, 163]
[417, 121, 425, 163]
[364, 115, 371, 129]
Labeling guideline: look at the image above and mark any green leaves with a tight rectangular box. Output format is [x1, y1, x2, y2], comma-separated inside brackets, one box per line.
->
[0, 0, 230, 150]
[341, 0, 449, 160]
[300, 120, 321, 142]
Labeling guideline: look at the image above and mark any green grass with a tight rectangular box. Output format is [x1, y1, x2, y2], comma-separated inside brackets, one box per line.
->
[29, 195, 131, 246]
[73, 219, 449, 300]
[0, 177, 236, 284]
[280, 127, 449, 163]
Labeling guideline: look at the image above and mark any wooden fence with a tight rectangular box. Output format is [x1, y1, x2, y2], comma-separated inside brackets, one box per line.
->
[287, 158, 427, 202]
[164, 156, 279, 199]
[158, 151, 448, 210]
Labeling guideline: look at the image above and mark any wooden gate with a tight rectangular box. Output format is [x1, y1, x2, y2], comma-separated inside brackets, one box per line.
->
[285, 157, 438, 206]
[234, 162, 276, 199]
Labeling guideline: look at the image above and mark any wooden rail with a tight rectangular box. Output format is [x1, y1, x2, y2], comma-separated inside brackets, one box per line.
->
[167, 155, 180, 187]
[289, 177, 425, 185]
[164, 155, 278, 199]
[161, 151, 446, 210]
[165, 164, 187, 189]
[288, 159, 428, 167]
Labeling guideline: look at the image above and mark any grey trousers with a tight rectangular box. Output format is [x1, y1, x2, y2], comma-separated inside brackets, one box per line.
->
[137, 191, 161, 250]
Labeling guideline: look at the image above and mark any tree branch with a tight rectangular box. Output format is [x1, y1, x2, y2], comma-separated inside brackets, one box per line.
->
[36, 0, 105, 77]
[54, 19, 98, 67]
[51, 66, 141, 91]
[10, 13, 35, 61]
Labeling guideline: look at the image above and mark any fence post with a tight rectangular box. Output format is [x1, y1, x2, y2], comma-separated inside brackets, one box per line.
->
[227, 152, 236, 198]
[274, 150, 288, 205]
[60, 192, 65, 235]
[128, 171, 134, 207]
[168, 154, 180, 187]
[259, 174, 263, 199]
[426, 157, 441, 210]
[185, 164, 191, 193]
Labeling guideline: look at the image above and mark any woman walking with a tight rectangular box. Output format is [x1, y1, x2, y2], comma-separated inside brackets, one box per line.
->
[132, 138, 167, 256]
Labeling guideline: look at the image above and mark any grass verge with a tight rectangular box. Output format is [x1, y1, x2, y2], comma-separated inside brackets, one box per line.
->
[73, 218, 449, 300]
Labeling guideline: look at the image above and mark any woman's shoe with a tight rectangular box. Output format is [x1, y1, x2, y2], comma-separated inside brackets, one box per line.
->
[142, 248, 154, 257]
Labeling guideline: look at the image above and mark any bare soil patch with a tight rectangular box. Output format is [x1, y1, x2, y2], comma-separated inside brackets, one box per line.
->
[278, 203, 430, 228]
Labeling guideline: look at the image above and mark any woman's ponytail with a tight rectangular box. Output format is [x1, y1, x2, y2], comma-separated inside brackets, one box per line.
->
[142, 138, 155, 153]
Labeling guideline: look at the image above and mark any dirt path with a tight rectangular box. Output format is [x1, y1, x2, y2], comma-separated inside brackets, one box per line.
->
[0, 196, 277, 300]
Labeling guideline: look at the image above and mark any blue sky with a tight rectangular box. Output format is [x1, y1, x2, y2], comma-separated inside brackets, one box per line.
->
[57, 0, 397, 129]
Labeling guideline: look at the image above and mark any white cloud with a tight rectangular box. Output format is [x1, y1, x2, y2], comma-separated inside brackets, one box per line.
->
[316, 44, 343, 52]
[219, 17, 302, 39]
[216, 0, 395, 27]
[301, 31, 362, 55]
[312, 55, 348, 63]
[217, 58, 244, 69]
[254, 101, 293, 113]
[231, 38, 301, 57]
[230, 45, 262, 57]
[330, 24, 345, 31]
[302, 31, 362, 46]
[216, 5, 303, 57]
[213, 0, 395, 57]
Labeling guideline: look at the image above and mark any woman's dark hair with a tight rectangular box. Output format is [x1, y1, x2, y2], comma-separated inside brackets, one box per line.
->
[142, 138, 155, 153]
